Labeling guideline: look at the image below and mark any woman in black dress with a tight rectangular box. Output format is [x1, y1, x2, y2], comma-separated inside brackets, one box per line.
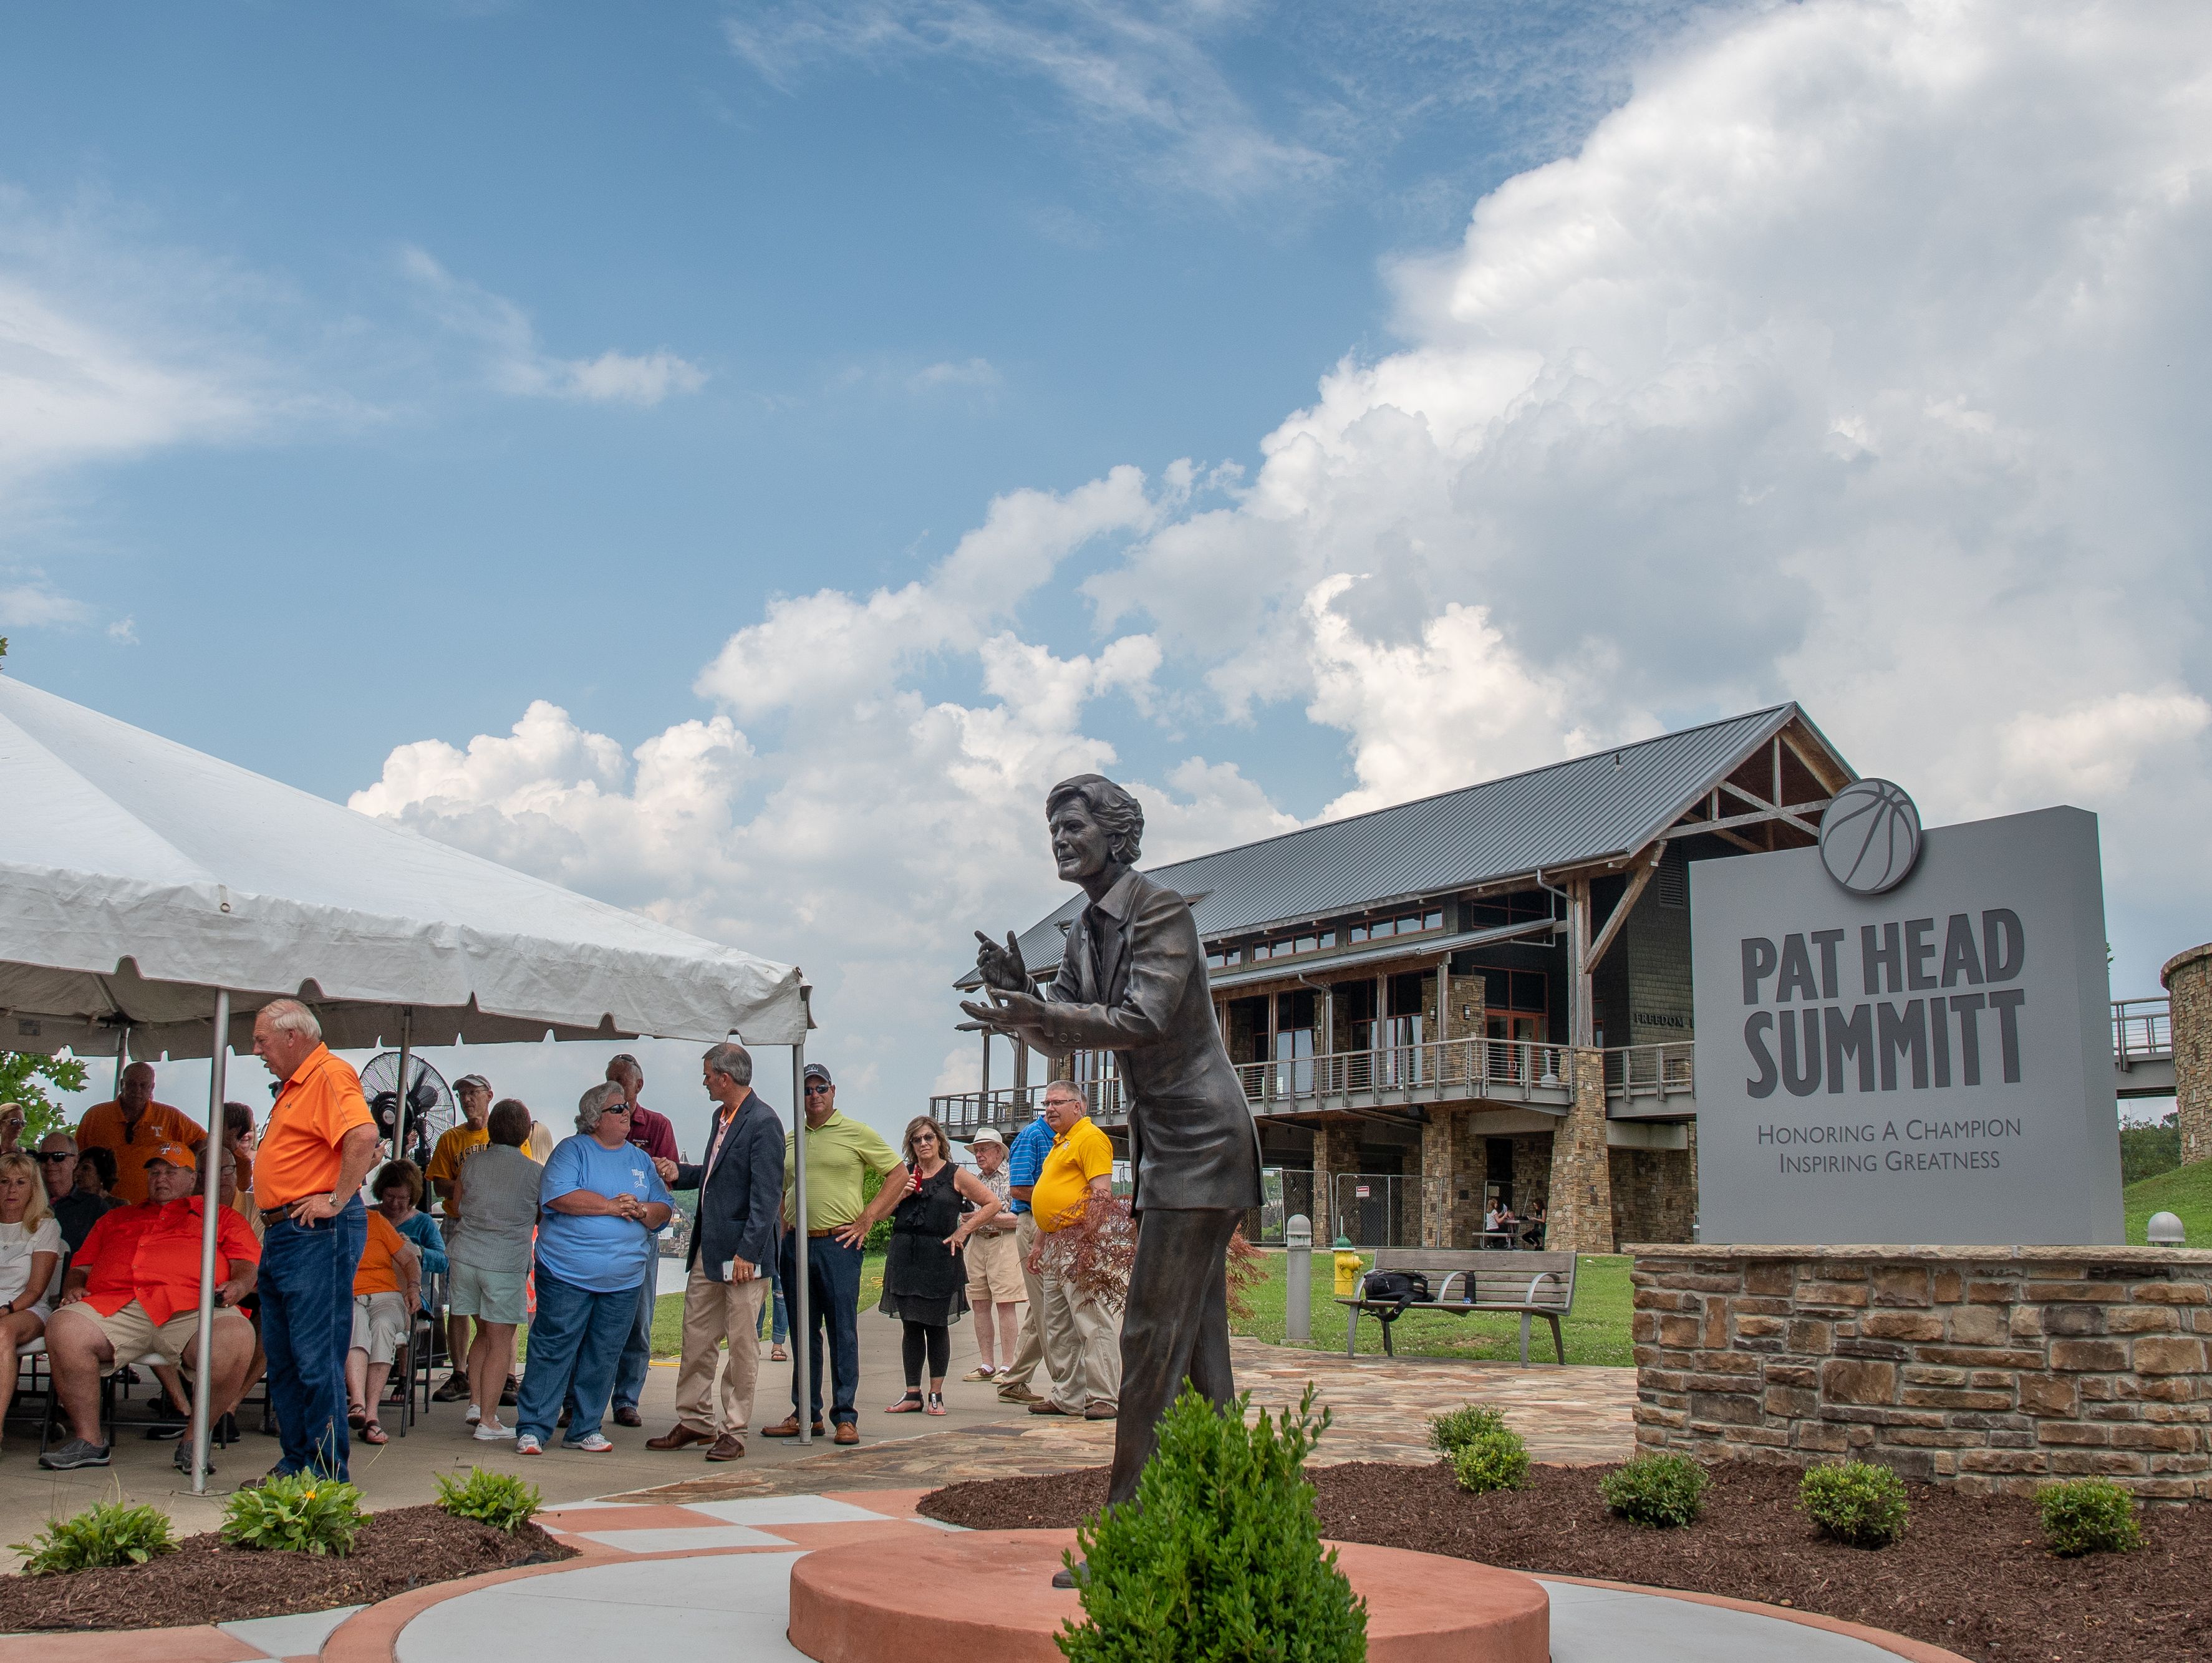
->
[878, 1114, 1003, 1415]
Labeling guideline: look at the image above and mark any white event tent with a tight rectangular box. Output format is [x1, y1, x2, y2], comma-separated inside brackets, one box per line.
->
[0, 676, 824, 1486]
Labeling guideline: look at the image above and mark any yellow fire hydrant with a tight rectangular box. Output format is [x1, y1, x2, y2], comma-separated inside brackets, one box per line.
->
[1333, 1236, 1363, 1297]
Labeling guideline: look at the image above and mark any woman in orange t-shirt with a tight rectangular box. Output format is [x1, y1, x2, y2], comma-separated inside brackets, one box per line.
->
[344, 1209, 420, 1444]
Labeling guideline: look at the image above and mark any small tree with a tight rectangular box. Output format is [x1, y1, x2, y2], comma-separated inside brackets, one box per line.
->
[0, 1051, 90, 1145]
[1060, 1384, 1367, 1663]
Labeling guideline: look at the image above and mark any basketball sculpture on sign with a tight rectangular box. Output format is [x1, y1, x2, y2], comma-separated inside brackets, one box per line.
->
[1817, 777, 1922, 895]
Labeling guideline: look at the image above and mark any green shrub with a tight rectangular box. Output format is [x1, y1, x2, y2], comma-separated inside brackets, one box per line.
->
[1598, 1453, 1709, 1528]
[1059, 1384, 1367, 1663]
[13, 1500, 176, 1574]
[1799, 1460, 1908, 1548]
[2039, 1478, 2142, 1556]
[435, 1467, 544, 1533]
[1450, 1427, 1531, 1495]
[1427, 1404, 1509, 1457]
[221, 1473, 365, 1556]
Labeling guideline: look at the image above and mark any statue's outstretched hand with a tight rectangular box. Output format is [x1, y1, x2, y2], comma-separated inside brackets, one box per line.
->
[973, 928, 1029, 993]
[960, 990, 1047, 1036]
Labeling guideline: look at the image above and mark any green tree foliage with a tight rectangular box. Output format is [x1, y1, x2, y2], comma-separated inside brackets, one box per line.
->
[0, 1051, 91, 1144]
[2120, 1111, 2182, 1185]
[1060, 1384, 1368, 1663]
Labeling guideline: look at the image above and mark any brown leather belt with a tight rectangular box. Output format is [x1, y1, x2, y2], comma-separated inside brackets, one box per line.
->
[807, 1228, 837, 1238]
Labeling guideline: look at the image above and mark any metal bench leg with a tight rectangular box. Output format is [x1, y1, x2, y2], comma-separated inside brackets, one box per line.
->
[1519, 1311, 1532, 1367]
[1548, 1314, 1565, 1364]
[1379, 1316, 1395, 1357]
[1346, 1307, 1358, 1358]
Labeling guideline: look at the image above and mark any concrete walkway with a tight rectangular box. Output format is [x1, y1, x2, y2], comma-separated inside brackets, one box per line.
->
[374, 1492, 1925, 1663]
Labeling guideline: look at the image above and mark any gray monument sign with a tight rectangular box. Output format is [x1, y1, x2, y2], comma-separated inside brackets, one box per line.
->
[1691, 804, 2123, 1245]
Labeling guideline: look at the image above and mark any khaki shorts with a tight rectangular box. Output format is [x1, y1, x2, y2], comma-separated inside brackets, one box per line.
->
[964, 1228, 1026, 1304]
[351, 1291, 409, 1364]
[67, 1300, 236, 1366]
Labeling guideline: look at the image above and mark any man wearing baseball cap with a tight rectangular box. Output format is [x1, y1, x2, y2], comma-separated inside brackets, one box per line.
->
[39, 1143, 259, 1474]
[426, 1073, 495, 1404]
[763, 1063, 902, 1444]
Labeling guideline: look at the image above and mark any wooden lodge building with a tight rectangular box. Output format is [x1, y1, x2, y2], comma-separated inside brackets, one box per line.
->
[932, 703, 1857, 1255]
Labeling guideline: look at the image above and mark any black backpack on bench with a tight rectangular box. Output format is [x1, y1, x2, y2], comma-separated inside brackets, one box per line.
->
[1360, 1268, 1431, 1319]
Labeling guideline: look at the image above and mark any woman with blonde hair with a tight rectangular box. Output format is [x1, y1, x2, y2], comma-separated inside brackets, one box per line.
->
[877, 1115, 1000, 1415]
[0, 1149, 61, 1452]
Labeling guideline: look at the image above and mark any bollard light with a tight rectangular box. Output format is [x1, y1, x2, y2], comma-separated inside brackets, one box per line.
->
[1284, 1214, 1313, 1344]
[2147, 1210, 2186, 1246]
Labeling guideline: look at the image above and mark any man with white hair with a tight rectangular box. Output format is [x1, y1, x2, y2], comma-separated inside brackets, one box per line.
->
[249, 998, 379, 1483]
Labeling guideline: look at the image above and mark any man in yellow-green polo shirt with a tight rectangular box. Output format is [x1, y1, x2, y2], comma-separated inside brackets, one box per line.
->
[762, 1063, 902, 1445]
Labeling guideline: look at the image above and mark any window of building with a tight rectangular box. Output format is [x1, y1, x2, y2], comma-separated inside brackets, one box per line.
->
[1466, 890, 1555, 928]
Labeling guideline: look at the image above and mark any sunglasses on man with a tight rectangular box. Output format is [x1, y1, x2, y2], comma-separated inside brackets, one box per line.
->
[803, 1082, 833, 1097]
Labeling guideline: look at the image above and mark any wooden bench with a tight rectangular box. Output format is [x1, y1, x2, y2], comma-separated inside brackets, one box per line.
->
[1335, 1248, 1577, 1366]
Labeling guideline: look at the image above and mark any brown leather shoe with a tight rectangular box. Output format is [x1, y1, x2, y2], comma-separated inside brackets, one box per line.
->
[705, 1432, 746, 1462]
[1084, 1404, 1118, 1420]
[613, 1405, 644, 1429]
[761, 1415, 825, 1439]
[645, 1424, 714, 1451]
[833, 1422, 860, 1445]
[1028, 1400, 1074, 1415]
[997, 1382, 1041, 1404]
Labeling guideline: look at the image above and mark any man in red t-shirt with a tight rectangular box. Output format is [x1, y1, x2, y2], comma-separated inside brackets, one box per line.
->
[38, 1142, 260, 1473]
[607, 1053, 679, 1427]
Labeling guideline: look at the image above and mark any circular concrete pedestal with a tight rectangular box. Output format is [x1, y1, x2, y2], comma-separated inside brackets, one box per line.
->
[788, 1528, 1549, 1663]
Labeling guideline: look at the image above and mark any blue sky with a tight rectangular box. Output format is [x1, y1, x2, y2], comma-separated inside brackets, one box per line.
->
[6, 1, 2208, 1143]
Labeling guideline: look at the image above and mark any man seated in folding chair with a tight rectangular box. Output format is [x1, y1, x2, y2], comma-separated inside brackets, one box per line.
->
[37, 1142, 260, 1476]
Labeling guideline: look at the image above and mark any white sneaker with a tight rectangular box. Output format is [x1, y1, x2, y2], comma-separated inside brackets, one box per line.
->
[566, 1432, 614, 1453]
[516, 1433, 543, 1455]
[474, 1420, 517, 1441]
[464, 1404, 483, 1426]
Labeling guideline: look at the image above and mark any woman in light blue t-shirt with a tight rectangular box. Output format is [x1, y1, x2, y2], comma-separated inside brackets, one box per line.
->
[513, 1084, 672, 1455]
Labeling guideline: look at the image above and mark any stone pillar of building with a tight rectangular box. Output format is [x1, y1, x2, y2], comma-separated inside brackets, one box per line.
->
[1419, 1110, 1450, 1246]
[1547, 1048, 1615, 1255]
[2166, 943, 2212, 1165]
[1311, 1121, 1360, 1243]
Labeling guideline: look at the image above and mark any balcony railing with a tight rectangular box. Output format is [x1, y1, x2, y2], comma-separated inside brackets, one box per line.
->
[2114, 997, 2171, 1068]
[1605, 1041, 1696, 1102]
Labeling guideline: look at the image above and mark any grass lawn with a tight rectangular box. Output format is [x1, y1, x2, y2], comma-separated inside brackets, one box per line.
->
[2125, 1163, 2212, 1245]
[1229, 1250, 1633, 1367]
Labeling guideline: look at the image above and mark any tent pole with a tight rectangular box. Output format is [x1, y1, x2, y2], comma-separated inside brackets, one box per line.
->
[791, 1038, 809, 1447]
[190, 991, 229, 1497]
[113, 1023, 130, 1098]
[394, 1008, 413, 1165]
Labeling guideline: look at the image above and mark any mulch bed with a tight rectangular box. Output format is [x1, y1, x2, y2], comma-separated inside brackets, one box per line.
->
[921, 1460, 2212, 1662]
[0, 1504, 572, 1632]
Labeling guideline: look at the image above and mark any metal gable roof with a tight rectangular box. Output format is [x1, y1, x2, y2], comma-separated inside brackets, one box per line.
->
[978, 703, 1845, 985]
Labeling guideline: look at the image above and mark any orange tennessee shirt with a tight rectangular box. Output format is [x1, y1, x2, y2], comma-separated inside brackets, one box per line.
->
[353, 1210, 410, 1296]
[72, 1198, 261, 1324]
[75, 1101, 208, 1207]
[254, 1045, 376, 1209]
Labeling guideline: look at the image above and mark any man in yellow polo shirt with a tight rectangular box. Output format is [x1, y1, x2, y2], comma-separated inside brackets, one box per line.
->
[761, 1063, 902, 1445]
[424, 1073, 493, 1403]
[75, 1063, 206, 1207]
[1028, 1079, 1120, 1420]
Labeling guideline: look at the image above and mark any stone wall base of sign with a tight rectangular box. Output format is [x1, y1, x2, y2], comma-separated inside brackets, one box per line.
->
[1630, 1243, 2212, 1500]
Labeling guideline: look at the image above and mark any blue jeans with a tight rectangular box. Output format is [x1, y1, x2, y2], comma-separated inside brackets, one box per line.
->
[780, 1233, 862, 1427]
[258, 1198, 367, 1480]
[757, 1256, 789, 1346]
[518, 1266, 639, 1445]
[612, 1273, 657, 1410]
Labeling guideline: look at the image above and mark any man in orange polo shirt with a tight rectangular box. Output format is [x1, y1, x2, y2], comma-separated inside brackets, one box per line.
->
[75, 1062, 208, 1206]
[38, 1142, 259, 1474]
[251, 998, 379, 1483]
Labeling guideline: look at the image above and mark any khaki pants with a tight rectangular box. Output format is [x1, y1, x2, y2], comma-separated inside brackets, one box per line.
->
[1038, 1250, 1120, 1414]
[674, 1265, 768, 1437]
[996, 1213, 1046, 1389]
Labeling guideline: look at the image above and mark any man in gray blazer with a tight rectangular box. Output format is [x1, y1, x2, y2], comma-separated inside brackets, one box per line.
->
[964, 773, 1262, 1507]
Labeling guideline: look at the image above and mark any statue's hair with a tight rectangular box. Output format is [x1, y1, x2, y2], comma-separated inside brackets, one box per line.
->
[1045, 774, 1144, 865]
